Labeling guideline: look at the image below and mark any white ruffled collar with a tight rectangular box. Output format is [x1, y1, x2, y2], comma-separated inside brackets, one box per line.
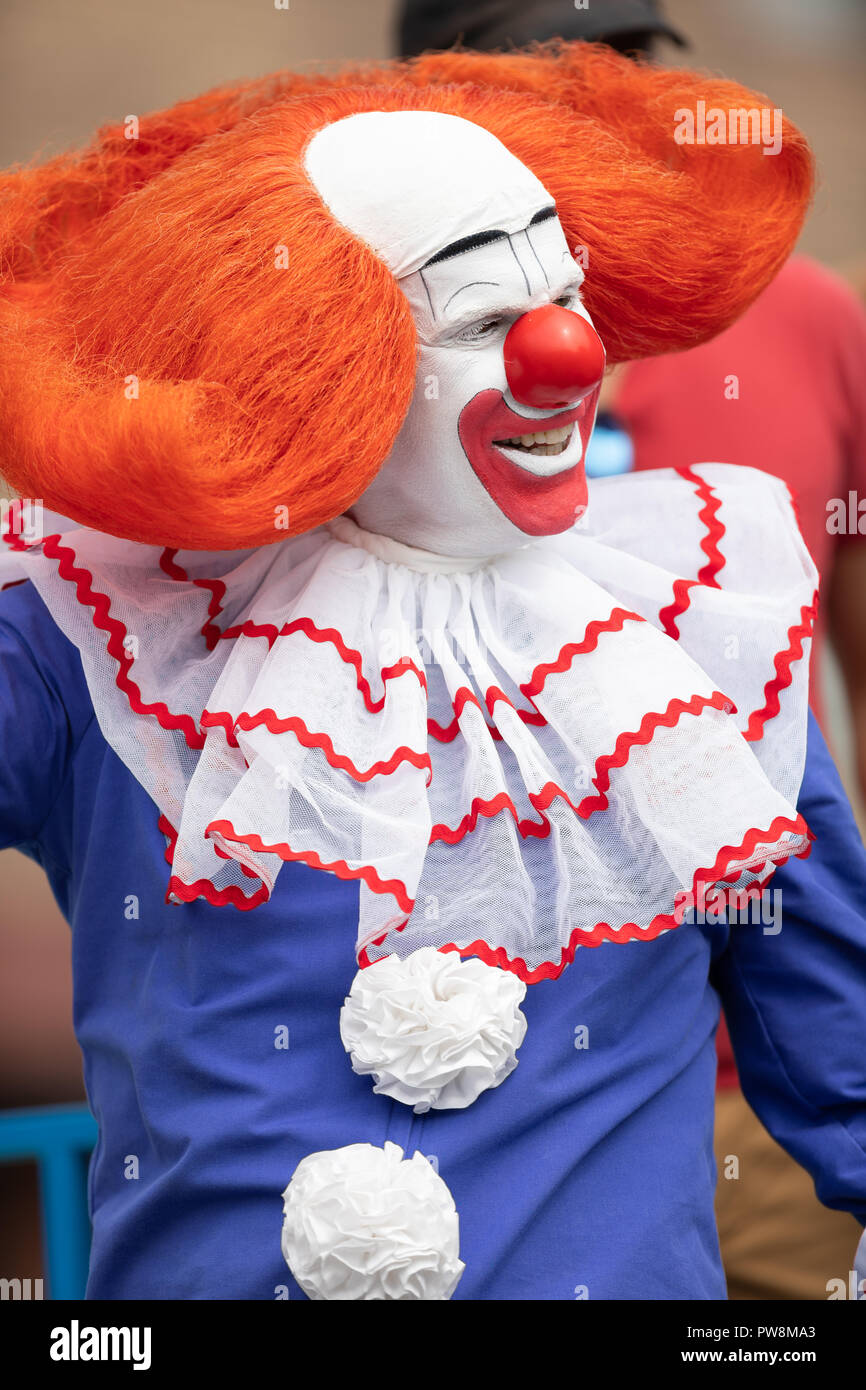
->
[1, 463, 816, 983]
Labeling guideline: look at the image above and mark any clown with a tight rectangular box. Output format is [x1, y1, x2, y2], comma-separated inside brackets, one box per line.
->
[0, 44, 864, 1301]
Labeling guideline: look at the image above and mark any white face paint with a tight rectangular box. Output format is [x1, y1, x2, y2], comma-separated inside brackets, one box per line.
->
[350, 216, 600, 555]
[305, 110, 603, 557]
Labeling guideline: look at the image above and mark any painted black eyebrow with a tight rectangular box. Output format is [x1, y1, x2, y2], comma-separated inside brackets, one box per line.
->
[423, 229, 508, 267]
[423, 206, 558, 268]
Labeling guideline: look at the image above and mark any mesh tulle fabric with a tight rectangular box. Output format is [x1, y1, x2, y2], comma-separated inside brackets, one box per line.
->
[0, 464, 816, 979]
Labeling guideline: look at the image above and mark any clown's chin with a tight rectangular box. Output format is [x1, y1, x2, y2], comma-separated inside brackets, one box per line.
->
[458, 387, 598, 536]
[481, 452, 588, 536]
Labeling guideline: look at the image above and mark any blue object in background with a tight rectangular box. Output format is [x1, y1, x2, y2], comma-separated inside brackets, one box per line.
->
[584, 411, 634, 477]
[0, 1103, 97, 1299]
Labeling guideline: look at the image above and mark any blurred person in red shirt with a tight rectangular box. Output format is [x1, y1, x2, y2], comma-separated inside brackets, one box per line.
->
[614, 255, 866, 775]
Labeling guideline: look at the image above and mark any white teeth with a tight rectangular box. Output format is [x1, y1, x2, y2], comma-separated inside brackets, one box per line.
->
[497, 424, 573, 449]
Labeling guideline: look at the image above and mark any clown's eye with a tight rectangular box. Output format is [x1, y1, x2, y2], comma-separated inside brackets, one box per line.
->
[554, 292, 579, 309]
[454, 317, 505, 344]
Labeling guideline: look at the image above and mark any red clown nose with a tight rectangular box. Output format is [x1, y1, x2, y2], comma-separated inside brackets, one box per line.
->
[504, 304, 606, 409]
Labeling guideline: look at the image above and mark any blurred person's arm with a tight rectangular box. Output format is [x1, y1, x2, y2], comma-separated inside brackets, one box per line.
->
[823, 266, 866, 805]
[827, 543, 866, 806]
[712, 711, 866, 1230]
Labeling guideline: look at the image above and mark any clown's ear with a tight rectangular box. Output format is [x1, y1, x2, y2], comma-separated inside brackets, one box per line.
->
[401, 43, 814, 362]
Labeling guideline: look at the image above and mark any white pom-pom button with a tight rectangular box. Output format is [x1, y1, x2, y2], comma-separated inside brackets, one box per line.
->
[281, 1141, 465, 1301]
[340, 946, 528, 1113]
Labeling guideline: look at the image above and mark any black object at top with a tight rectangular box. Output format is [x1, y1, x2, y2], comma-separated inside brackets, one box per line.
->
[397, 0, 688, 58]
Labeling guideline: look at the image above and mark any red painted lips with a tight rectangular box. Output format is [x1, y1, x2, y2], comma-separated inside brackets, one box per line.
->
[457, 387, 600, 535]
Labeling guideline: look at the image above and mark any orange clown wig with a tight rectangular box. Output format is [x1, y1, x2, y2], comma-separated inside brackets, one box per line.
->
[0, 43, 812, 550]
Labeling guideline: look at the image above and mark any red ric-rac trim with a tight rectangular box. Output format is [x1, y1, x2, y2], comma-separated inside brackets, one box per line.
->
[168, 873, 271, 910]
[199, 706, 432, 783]
[578, 689, 734, 816]
[659, 466, 726, 638]
[158, 814, 270, 909]
[158, 813, 176, 866]
[206, 818, 416, 915]
[687, 466, 726, 587]
[521, 607, 645, 698]
[428, 684, 545, 743]
[744, 593, 818, 743]
[430, 690, 735, 843]
[36, 535, 426, 771]
[233, 710, 432, 784]
[159, 550, 428, 710]
[159, 548, 229, 652]
[42, 535, 207, 750]
[364, 812, 812, 983]
[659, 578, 700, 641]
[429, 607, 645, 742]
[225, 615, 428, 715]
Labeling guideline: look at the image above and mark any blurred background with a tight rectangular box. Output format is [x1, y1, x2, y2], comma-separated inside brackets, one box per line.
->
[0, 0, 864, 1297]
[0, 0, 863, 267]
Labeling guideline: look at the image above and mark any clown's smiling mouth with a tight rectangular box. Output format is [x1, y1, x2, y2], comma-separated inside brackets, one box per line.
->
[492, 423, 573, 457]
[458, 387, 599, 535]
